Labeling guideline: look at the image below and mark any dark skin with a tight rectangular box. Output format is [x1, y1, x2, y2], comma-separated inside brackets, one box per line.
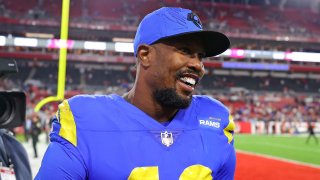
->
[123, 36, 205, 123]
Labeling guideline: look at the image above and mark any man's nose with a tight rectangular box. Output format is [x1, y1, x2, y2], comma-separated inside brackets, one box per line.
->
[187, 55, 205, 75]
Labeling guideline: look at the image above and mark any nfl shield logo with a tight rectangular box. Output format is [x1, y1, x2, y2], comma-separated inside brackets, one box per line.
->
[161, 131, 173, 147]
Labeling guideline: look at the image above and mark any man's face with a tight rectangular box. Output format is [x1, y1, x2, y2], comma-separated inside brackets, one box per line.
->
[147, 36, 205, 109]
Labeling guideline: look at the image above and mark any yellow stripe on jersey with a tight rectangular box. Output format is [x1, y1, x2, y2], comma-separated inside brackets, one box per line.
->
[57, 100, 77, 146]
[223, 115, 235, 144]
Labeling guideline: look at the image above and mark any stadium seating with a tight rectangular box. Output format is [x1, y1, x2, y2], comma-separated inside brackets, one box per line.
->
[0, 0, 319, 131]
[1, 0, 319, 38]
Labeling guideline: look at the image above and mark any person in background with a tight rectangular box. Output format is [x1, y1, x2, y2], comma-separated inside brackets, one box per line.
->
[24, 116, 32, 142]
[42, 109, 54, 144]
[36, 7, 235, 179]
[30, 115, 42, 158]
[306, 121, 318, 144]
[0, 129, 32, 180]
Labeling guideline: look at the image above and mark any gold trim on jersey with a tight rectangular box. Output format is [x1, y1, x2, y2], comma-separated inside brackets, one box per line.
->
[223, 115, 235, 144]
[57, 100, 77, 146]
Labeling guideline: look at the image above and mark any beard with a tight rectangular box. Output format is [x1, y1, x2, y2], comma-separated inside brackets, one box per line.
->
[154, 88, 192, 109]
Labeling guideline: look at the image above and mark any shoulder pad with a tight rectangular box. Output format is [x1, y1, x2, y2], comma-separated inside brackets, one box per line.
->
[193, 95, 235, 144]
[56, 100, 77, 146]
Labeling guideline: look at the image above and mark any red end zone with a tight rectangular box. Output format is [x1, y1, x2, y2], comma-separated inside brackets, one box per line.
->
[235, 151, 320, 180]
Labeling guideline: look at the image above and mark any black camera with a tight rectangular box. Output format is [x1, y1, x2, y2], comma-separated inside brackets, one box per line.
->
[0, 59, 26, 129]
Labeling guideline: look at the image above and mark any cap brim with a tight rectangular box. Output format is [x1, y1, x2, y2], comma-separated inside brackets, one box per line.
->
[157, 31, 230, 57]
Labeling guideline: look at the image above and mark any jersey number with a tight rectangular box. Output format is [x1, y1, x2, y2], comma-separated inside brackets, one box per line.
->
[128, 164, 212, 180]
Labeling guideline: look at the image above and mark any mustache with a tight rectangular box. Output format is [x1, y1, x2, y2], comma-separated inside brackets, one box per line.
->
[176, 69, 202, 78]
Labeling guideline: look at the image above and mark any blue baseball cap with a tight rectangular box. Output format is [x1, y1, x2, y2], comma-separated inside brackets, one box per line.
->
[133, 7, 230, 57]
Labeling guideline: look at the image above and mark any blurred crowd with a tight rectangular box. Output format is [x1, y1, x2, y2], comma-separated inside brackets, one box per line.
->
[1, 61, 319, 138]
[0, 0, 319, 40]
[0, 0, 319, 146]
[211, 91, 320, 134]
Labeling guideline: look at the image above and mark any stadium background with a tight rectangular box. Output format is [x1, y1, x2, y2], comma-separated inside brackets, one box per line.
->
[0, 0, 319, 179]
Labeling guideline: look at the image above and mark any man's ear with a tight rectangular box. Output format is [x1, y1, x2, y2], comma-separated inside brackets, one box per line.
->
[137, 44, 152, 68]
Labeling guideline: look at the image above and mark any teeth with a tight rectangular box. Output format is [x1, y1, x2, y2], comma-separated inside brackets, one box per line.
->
[180, 77, 196, 86]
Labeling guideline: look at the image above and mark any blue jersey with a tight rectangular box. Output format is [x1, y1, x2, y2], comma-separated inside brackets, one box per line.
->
[36, 94, 236, 180]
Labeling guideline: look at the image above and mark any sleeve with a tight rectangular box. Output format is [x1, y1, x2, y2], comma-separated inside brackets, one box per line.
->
[215, 111, 236, 179]
[35, 100, 87, 179]
[223, 114, 235, 145]
[215, 146, 236, 180]
[35, 140, 87, 180]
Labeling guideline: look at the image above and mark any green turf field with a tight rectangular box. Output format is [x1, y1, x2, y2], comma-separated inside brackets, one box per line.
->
[234, 134, 320, 166]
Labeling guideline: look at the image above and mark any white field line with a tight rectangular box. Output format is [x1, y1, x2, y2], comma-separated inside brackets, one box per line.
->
[236, 149, 320, 169]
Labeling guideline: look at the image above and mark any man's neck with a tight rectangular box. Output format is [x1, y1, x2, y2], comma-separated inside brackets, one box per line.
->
[123, 90, 178, 123]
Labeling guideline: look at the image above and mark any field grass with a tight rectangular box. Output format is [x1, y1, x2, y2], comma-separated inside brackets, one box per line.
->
[234, 134, 320, 166]
[15, 134, 26, 142]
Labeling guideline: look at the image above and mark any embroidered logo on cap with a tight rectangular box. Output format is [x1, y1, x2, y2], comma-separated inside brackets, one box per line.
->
[187, 12, 202, 29]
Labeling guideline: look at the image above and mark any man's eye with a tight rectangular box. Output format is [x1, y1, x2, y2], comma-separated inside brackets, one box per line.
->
[179, 48, 192, 55]
[178, 48, 205, 60]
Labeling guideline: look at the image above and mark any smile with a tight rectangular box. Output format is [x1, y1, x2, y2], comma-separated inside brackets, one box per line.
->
[177, 73, 200, 93]
[180, 77, 196, 87]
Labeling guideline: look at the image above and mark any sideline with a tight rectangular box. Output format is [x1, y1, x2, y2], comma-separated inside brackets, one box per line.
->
[236, 149, 320, 169]
[22, 133, 49, 178]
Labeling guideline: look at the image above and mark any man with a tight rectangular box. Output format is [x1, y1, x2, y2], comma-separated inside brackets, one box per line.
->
[36, 7, 235, 179]
[0, 129, 32, 180]
[306, 121, 318, 144]
[30, 115, 42, 158]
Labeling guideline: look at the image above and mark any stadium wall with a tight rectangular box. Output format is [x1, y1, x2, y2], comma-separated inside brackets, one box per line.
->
[236, 121, 320, 135]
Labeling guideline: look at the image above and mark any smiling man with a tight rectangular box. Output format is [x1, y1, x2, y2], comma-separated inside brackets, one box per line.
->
[36, 7, 236, 180]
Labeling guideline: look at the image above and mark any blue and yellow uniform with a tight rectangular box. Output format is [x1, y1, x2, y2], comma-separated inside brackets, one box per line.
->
[36, 94, 236, 179]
